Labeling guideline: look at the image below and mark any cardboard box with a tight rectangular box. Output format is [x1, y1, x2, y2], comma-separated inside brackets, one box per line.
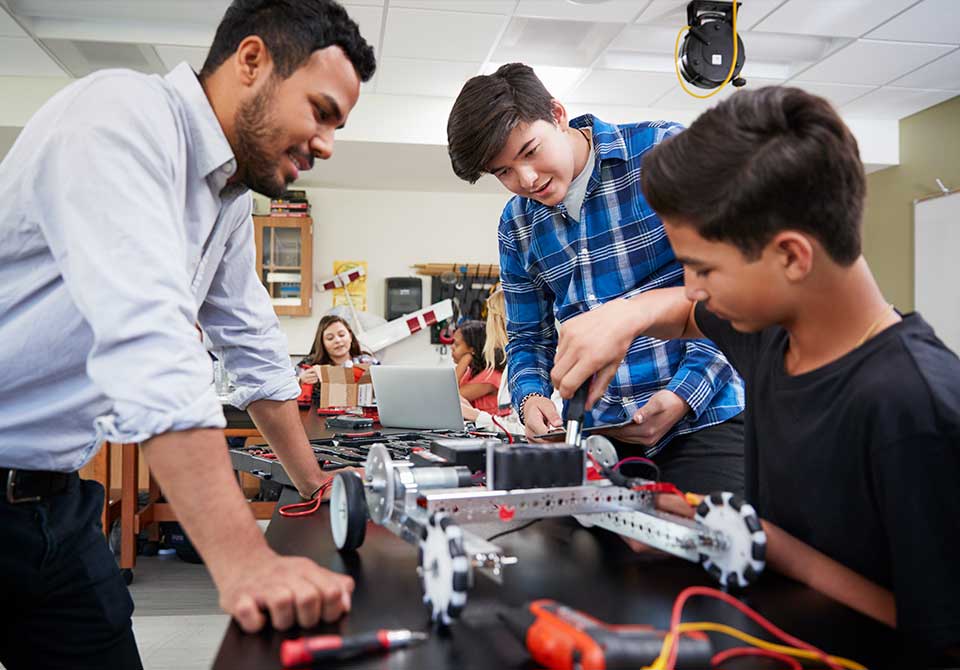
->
[317, 365, 375, 408]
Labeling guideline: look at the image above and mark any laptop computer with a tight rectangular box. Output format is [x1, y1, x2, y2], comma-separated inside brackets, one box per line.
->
[369, 366, 465, 431]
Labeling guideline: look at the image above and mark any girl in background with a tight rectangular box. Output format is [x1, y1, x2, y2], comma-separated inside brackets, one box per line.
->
[298, 315, 377, 383]
[461, 285, 561, 435]
[452, 319, 504, 414]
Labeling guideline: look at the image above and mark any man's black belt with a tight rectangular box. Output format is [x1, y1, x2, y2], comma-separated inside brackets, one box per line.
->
[1, 468, 74, 504]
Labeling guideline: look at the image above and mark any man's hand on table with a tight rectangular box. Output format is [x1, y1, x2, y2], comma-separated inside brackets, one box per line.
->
[215, 548, 355, 632]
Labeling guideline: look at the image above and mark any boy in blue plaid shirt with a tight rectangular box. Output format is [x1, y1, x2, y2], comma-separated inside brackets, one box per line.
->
[447, 63, 745, 495]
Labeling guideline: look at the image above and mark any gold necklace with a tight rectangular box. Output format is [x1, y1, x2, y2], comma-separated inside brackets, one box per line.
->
[855, 303, 896, 348]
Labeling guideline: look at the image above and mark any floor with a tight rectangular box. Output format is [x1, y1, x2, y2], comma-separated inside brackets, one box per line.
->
[129, 555, 229, 670]
[128, 518, 273, 669]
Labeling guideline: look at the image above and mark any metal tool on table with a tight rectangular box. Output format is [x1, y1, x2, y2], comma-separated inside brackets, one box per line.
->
[499, 599, 712, 670]
[280, 629, 428, 667]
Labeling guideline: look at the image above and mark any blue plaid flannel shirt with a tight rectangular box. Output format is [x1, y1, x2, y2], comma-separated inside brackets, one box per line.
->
[499, 114, 744, 455]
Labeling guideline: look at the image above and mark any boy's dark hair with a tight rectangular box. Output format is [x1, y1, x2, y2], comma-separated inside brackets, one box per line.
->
[458, 320, 504, 375]
[641, 86, 865, 265]
[447, 63, 555, 183]
[200, 0, 376, 83]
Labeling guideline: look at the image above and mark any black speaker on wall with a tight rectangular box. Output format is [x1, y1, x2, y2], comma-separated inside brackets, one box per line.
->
[385, 277, 423, 321]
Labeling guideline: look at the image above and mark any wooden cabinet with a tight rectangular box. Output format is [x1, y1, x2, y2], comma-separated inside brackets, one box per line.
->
[253, 215, 313, 317]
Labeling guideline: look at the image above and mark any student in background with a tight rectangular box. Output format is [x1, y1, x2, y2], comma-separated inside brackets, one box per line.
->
[461, 285, 561, 434]
[452, 320, 504, 413]
[298, 315, 377, 383]
[550, 86, 960, 659]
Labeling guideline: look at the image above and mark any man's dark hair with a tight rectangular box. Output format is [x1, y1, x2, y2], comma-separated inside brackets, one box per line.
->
[200, 0, 376, 83]
[447, 63, 555, 183]
[642, 86, 865, 265]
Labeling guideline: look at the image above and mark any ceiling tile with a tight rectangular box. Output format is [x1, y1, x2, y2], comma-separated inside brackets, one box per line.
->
[493, 17, 621, 67]
[0, 36, 67, 76]
[841, 86, 957, 118]
[382, 8, 507, 61]
[794, 39, 954, 85]
[568, 69, 676, 106]
[753, 0, 916, 38]
[155, 45, 208, 72]
[635, 0, 786, 31]
[9, 0, 229, 23]
[609, 23, 681, 54]
[391, 0, 514, 14]
[867, 0, 960, 45]
[376, 58, 480, 97]
[789, 81, 876, 107]
[1, 5, 28, 37]
[515, 0, 643, 23]
[890, 48, 960, 90]
[343, 5, 384, 55]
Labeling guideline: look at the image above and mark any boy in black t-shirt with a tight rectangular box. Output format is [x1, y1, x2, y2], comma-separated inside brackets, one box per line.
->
[549, 86, 960, 658]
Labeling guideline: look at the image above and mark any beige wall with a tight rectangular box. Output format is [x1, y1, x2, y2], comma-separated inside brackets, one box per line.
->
[260, 188, 509, 362]
[863, 94, 960, 311]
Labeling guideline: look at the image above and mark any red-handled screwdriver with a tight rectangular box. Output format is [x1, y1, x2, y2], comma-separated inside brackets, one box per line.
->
[280, 629, 428, 667]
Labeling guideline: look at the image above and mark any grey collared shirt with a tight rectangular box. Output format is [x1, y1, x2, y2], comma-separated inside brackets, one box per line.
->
[0, 62, 300, 471]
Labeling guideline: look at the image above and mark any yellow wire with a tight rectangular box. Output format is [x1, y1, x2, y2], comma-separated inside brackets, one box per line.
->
[641, 622, 867, 670]
[673, 0, 739, 99]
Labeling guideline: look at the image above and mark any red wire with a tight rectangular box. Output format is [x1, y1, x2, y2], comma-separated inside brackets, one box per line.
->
[664, 587, 843, 670]
[614, 455, 657, 470]
[711, 647, 803, 670]
[278, 480, 333, 518]
[490, 415, 515, 443]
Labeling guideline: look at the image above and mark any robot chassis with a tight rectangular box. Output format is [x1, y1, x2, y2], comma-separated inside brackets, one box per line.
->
[329, 436, 767, 626]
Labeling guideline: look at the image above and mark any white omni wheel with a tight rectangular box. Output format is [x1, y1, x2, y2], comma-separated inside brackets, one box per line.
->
[696, 491, 766, 588]
[330, 471, 367, 551]
[417, 513, 469, 627]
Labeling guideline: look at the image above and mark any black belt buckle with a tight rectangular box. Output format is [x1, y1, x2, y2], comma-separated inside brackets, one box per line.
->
[6, 469, 43, 504]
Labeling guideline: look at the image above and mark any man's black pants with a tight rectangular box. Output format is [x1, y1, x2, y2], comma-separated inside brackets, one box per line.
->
[609, 413, 746, 496]
[0, 475, 143, 670]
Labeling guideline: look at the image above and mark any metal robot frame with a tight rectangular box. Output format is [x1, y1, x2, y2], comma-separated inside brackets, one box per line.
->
[329, 434, 766, 626]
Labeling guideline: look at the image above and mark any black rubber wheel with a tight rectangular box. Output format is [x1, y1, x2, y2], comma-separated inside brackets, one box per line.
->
[120, 568, 134, 586]
[330, 471, 367, 551]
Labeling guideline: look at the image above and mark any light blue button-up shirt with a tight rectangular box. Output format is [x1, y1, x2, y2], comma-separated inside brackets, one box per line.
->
[0, 63, 301, 472]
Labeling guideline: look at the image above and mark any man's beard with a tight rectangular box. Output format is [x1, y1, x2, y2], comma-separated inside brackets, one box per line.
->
[234, 83, 289, 198]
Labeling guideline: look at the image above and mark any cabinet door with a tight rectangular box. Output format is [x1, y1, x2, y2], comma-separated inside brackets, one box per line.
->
[253, 216, 313, 316]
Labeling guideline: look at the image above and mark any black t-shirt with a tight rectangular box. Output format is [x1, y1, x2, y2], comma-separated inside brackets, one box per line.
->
[696, 305, 960, 653]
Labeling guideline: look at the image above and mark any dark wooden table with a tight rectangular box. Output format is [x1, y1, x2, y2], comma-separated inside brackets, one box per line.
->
[213, 407, 909, 670]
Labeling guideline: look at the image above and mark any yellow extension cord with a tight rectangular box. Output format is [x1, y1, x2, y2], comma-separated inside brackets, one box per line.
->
[642, 621, 867, 670]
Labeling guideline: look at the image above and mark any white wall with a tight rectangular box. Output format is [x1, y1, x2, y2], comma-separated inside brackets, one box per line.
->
[269, 187, 509, 365]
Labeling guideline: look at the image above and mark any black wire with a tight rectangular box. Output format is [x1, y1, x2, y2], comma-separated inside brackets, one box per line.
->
[485, 519, 541, 542]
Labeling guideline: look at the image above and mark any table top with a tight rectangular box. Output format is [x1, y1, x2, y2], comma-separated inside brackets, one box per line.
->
[212, 486, 907, 670]
[216, 405, 910, 669]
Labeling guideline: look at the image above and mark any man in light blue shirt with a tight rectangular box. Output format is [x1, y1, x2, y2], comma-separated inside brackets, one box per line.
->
[0, 1, 375, 667]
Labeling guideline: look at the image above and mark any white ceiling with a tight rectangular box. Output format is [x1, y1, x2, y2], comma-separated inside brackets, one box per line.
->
[0, 0, 956, 116]
[0, 0, 956, 189]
